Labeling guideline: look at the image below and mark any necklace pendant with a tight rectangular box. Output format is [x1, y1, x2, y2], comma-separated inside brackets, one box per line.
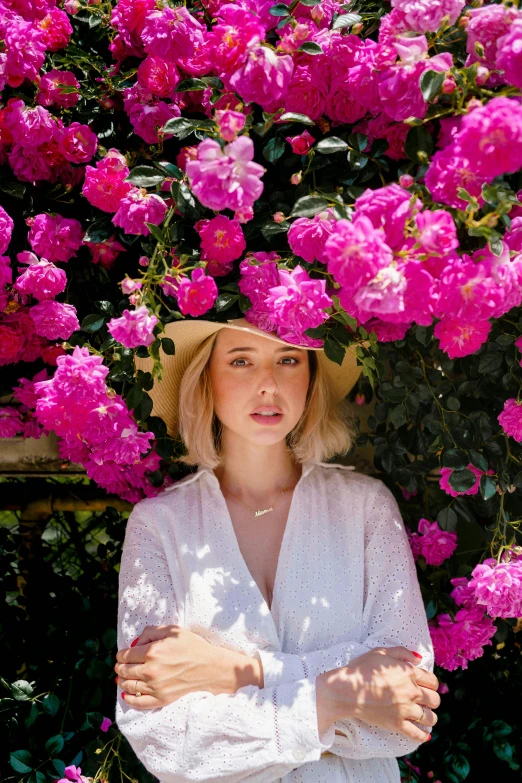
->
[255, 507, 273, 517]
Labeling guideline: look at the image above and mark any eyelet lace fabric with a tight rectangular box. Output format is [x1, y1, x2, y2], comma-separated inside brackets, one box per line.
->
[116, 462, 434, 782]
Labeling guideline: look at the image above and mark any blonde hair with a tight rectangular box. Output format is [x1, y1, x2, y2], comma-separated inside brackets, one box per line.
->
[176, 332, 355, 469]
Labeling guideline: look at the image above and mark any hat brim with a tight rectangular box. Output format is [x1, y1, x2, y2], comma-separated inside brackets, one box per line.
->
[133, 317, 362, 439]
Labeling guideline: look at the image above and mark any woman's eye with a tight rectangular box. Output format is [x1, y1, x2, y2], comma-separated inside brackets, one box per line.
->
[230, 357, 300, 367]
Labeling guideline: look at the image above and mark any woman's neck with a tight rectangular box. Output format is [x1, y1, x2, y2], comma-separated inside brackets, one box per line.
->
[212, 448, 303, 505]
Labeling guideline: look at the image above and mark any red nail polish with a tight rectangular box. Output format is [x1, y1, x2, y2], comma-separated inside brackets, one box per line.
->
[130, 637, 140, 647]
[412, 652, 423, 659]
[115, 676, 118, 683]
[121, 693, 125, 700]
[427, 734, 432, 741]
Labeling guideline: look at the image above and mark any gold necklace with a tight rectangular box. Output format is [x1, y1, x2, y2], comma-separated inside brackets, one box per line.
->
[221, 465, 297, 518]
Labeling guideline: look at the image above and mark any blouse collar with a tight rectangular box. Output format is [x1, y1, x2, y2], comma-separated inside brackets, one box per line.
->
[196, 458, 319, 485]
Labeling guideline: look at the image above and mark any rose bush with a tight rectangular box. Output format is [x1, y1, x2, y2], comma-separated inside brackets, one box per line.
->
[2, 0, 522, 779]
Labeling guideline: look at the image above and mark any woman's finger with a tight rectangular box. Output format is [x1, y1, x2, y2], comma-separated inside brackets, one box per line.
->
[416, 685, 441, 711]
[118, 689, 163, 710]
[410, 705, 438, 728]
[115, 662, 150, 681]
[399, 720, 432, 743]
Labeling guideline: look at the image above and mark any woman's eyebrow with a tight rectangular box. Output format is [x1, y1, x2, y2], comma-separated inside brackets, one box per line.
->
[225, 346, 305, 354]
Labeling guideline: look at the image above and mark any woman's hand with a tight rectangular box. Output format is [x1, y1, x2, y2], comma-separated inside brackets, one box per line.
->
[115, 624, 253, 710]
[318, 646, 441, 743]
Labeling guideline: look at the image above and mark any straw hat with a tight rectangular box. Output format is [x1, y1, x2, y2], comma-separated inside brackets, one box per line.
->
[133, 317, 362, 439]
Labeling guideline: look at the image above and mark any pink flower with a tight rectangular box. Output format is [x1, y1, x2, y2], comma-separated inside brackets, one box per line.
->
[496, 19, 522, 90]
[107, 305, 159, 348]
[38, 7, 73, 51]
[127, 100, 181, 144]
[112, 188, 167, 236]
[439, 462, 493, 498]
[391, 0, 465, 33]
[36, 69, 80, 108]
[207, 6, 266, 74]
[196, 215, 246, 264]
[324, 215, 394, 294]
[137, 56, 180, 97]
[5, 99, 57, 147]
[450, 576, 477, 609]
[228, 45, 294, 112]
[355, 183, 421, 250]
[14, 252, 67, 300]
[285, 65, 328, 122]
[498, 398, 522, 442]
[215, 109, 246, 143]
[465, 4, 520, 73]
[100, 717, 113, 733]
[434, 255, 506, 322]
[434, 316, 491, 359]
[469, 556, 522, 619]
[424, 145, 491, 209]
[82, 150, 133, 213]
[0, 205, 14, 254]
[363, 113, 410, 161]
[0, 406, 24, 438]
[429, 607, 496, 671]
[416, 210, 458, 255]
[29, 300, 80, 340]
[288, 209, 336, 263]
[142, 6, 205, 63]
[56, 121, 98, 164]
[185, 136, 265, 212]
[285, 130, 315, 156]
[264, 264, 333, 346]
[354, 264, 408, 317]
[239, 252, 281, 329]
[325, 76, 367, 125]
[5, 17, 46, 88]
[86, 236, 127, 270]
[27, 213, 84, 263]
[175, 267, 218, 317]
[414, 518, 458, 566]
[454, 96, 522, 179]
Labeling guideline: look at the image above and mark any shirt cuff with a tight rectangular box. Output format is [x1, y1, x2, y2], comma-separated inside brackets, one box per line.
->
[255, 648, 307, 688]
[274, 676, 336, 765]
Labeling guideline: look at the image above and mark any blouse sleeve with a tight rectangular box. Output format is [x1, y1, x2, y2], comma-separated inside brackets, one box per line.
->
[254, 480, 435, 761]
[115, 503, 336, 783]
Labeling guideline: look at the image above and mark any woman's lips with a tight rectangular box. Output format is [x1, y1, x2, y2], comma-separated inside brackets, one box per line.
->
[250, 413, 283, 426]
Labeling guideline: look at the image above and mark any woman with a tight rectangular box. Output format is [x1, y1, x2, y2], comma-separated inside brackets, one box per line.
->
[115, 317, 439, 783]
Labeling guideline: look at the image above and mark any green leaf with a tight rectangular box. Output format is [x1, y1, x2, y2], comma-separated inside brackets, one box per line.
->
[451, 753, 470, 781]
[442, 448, 468, 470]
[389, 403, 408, 428]
[125, 166, 165, 188]
[145, 223, 165, 242]
[269, 2, 290, 15]
[126, 385, 144, 413]
[170, 180, 199, 217]
[175, 77, 207, 91]
[420, 69, 445, 101]
[478, 349, 503, 374]
[261, 221, 290, 241]
[290, 195, 330, 217]
[448, 468, 477, 493]
[161, 337, 175, 355]
[469, 449, 489, 472]
[10, 750, 34, 773]
[215, 292, 239, 312]
[83, 219, 114, 244]
[404, 125, 433, 162]
[297, 41, 324, 55]
[298, 0, 321, 5]
[437, 507, 458, 532]
[323, 336, 345, 366]
[480, 474, 497, 501]
[263, 136, 286, 163]
[316, 136, 349, 154]
[0, 179, 26, 199]
[45, 735, 64, 756]
[332, 12, 362, 30]
[81, 314, 105, 333]
[425, 599, 437, 620]
[161, 117, 199, 139]
[278, 111, 315, 125]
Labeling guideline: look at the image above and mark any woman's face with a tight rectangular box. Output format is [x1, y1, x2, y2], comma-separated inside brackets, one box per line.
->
[208, 328, 311, 447]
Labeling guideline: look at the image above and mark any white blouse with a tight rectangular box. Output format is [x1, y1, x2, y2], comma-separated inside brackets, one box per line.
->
[116, 460, 435, 783]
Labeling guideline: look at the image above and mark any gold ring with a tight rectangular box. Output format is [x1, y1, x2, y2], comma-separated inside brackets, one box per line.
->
[135, 681, 142, 697]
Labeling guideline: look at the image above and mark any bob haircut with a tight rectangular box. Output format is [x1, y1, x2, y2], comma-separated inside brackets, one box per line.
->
[176, 331, 356, 469]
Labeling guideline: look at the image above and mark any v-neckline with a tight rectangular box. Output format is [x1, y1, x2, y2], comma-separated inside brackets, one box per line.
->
[204, 462, 315, 623]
